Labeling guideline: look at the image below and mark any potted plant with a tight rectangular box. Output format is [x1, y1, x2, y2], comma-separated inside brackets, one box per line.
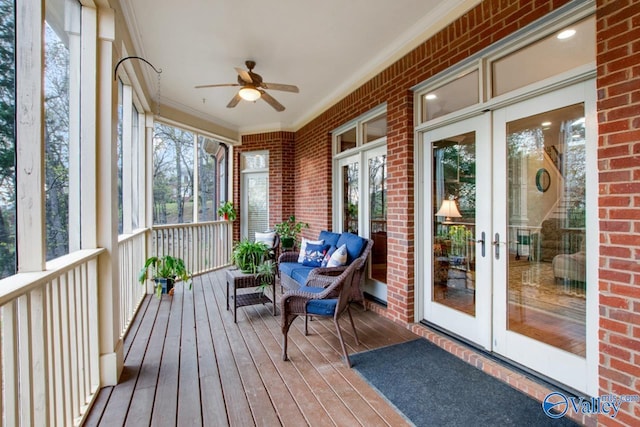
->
[256, 259, 276, 299]
[232, 239, 270, 274]
[217, 201, 237, 221]
[274, 215, 309, 251]
[138, 255, 192, 298]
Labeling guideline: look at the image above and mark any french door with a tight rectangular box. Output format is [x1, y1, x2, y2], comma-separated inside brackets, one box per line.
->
[336, 145, 388, 301]
[423, 114, 492, 349]
[492, 81, 596, 394]
[422, 80, 596, 394]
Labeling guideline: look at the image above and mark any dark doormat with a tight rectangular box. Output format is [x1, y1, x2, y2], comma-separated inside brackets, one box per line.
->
[351, 339, 579, 426]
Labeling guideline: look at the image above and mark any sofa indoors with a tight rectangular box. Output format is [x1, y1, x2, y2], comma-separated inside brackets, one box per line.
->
[278, 230, 373, 304]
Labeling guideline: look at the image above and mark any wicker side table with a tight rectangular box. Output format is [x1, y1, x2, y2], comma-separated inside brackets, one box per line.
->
[225, 268, 276, 323]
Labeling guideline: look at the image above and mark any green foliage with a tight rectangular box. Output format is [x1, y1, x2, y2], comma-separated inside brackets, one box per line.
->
[232, 239, 269, 274]
[256, 259, 275, 293]
[448, 225, 473, 257]
[139, 255, 192, 298]
[217, 201, 237, 221]
[273, 215, 308, 240]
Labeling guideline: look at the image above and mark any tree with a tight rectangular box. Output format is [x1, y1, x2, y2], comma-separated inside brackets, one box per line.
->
[44, 23, 70, 260]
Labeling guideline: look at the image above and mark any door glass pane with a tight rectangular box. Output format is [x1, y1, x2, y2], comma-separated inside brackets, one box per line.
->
[342, 163, 358, 233]
[432, 132, 476, 316]
[369, 155, 386, 283]
[506, 104, 586, 356]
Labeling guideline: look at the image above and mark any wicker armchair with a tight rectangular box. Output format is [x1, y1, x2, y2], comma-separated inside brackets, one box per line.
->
[278, 238, 373, 305]
[281, 261, 360, 367]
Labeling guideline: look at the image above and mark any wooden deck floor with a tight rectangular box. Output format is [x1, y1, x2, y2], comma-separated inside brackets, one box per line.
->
[83, 268, 418, 427]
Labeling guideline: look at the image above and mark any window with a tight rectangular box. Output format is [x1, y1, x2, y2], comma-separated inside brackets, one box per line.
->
[152, 122, 228, 225]
[332, 106, 388, 298]
[241, 151, 268, 241]
[0, 0, 15, 277]
[492, 16, 595, 97]
[153, 123, 194, 224]
[421, 70, 479, 122]
[198, 136, 220, 222]
[44, 0, 81, 260]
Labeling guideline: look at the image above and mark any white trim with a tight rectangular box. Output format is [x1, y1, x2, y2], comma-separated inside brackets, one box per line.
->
[80, 4, 98, 249]
[16, 0, 46, 271]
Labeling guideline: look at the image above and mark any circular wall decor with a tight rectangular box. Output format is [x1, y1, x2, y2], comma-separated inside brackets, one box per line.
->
[536, 168, 551, 192]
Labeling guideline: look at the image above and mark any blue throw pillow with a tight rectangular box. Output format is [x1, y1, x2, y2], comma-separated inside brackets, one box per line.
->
[302, 243, 330, 267]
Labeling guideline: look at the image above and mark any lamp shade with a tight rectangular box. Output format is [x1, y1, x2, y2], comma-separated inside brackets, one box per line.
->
[435, 199, 461, 221]
[239, 86, 261, 101]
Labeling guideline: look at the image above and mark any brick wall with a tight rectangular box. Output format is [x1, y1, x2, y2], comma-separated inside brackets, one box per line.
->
[233, 131, 295, 241]
[596, 0, 640, 425]
[294, 0, 571, 323]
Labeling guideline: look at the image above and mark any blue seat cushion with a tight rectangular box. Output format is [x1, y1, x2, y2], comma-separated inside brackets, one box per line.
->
[336, 232, 366, 263]
[279, 262, 314, 285]
[299, 285, 337, 316]
[319, 230, 341, 248]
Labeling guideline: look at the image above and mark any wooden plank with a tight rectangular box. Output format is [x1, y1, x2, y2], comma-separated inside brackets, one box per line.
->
[250, 305, 362, 426]
[122, 295, 152, 358]
[98, 296, 161, 426]
[237, 306, 333, 426]
[150, 292, 182, 427]
[204, 273, 280, 427]
[82, 386, 113, 427]
[125, 296, 171, 426]
[176, 283, 203, 426]
[191, 275, 229, 427]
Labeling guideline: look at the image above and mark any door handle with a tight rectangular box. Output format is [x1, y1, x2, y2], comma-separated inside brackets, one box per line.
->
[492, 232, 501, 260]
[476, 231, 486, 257]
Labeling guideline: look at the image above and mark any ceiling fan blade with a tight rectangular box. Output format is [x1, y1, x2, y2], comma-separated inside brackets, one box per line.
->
[226, 93, 242, 108]
[260, 91, 285, 112]
[261, 82, 299, 93]
[195, 83, 240, 89]
[235, 67, 253, 83]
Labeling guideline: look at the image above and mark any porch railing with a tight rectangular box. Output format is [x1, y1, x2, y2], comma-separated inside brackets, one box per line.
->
[150, 220, 232, 276]
[0, 221, 231, 426]
[0, 249, 104, 426]
[118, 230, 148, 338]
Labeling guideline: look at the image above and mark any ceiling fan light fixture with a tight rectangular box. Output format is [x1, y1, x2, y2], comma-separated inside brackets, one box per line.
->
[239, 86, 261, 101]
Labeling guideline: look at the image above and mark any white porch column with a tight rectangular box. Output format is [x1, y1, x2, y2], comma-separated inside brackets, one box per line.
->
[96, 6, 123, 386]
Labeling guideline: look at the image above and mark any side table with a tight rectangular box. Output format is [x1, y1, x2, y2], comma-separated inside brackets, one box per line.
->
[225, 268, 276, 323]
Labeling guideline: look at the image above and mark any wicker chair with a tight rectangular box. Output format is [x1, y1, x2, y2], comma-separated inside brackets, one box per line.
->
[278, 238, 373, 305]
[281, 261, 360, 367]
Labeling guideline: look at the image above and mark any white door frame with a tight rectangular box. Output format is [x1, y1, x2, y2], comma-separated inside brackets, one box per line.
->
[421, 113, 492, 349]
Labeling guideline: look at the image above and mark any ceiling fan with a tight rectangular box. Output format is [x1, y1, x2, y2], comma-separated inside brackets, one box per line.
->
[195, 60, 299, 112]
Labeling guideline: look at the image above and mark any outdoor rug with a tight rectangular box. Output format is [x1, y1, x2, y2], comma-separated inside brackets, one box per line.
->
[351, 339, 578, 426]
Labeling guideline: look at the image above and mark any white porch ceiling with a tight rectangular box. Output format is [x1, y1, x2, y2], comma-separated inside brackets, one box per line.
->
[120, 0, 479, 135]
